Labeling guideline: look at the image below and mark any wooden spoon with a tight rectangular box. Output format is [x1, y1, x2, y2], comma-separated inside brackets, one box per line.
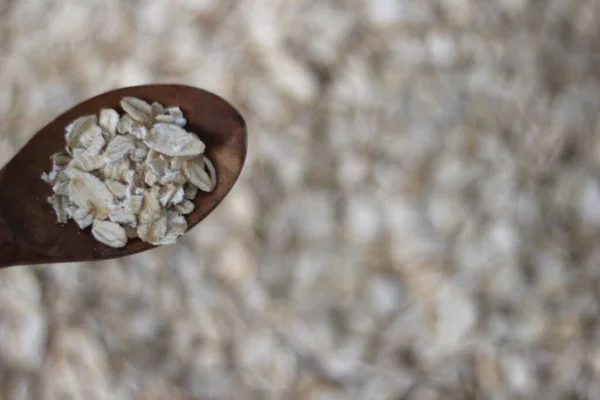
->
[0, 84, 247, 268]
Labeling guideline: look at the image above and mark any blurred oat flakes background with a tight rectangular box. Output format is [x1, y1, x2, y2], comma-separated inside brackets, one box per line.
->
[1, 0, 600, 399]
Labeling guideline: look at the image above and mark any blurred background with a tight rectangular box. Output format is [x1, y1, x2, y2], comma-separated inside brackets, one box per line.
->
[1, 0, 600, 398]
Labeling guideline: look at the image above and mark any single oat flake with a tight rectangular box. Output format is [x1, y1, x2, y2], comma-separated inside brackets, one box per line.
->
[42, 96, 217, 248]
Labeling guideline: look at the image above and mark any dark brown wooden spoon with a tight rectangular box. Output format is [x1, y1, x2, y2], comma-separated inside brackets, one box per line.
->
[0, 84, 247, 268]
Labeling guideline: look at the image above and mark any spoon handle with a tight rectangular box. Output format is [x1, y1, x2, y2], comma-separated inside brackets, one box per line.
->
[0, 214, 19, 268]
[0, 165, 21, 267]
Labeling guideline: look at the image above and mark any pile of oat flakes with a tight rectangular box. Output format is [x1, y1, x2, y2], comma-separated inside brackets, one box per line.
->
[42, 96, 216, 248]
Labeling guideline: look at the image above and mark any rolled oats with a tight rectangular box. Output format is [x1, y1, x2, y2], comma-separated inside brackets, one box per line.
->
[92, 220, 128, 248]
[146, 123, 205, 157]
[166, 107, 183, 118]
[72, 206, 95, 229]
[99, 108, 120, 135]
[120, 96, 153, 124]
[155, 114, 176, 123]
[130, 124, 148, 140]
[65, 115, 96, 150]
[137, 215, 168, 245]
[144, 169, 159, 186]
[159, 168, 185, 186]
[79, 125, 105, 154]
[183, 183, 199, 200]
[51, 153, 72, 168]
[124, 224, 138, 239]
[158, 184, 184, 207]
[43, 97, 217, 248]
[124, 195, 144, 215]
[146, 151, 169, 177]
[159, 212, 188, 245]
[139, 186, 162, 224]
[65, 168, 115, 220]
[183, 157, 213, 192]
[104, 135, 136, 163]
[114, 158, 133, 181]
[124, 169, 143, 192]
[204, 156, 217, 189]
[166, 106, 186, 126]
[170, 155, 195, 171]
[105, 180, 128, 199]
[41, 170, 58, 185]
[52, 180, 70, 196]
[48, 195, 69, 224]
[174, 199, 195, 215]
[130, 146, 149, 163]
[108, 205, 137, 227]
[71, 152, 106, 172]
[117, 113, 135, 135]
[151, 102, 165, 118]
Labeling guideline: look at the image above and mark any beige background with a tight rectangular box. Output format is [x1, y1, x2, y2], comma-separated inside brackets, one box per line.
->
[1, 0, 600, 399]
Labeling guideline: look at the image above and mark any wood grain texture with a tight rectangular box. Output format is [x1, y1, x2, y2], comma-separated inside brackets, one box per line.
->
[0, 84, 247, 268]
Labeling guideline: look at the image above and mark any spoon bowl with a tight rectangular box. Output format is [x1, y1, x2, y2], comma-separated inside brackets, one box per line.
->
[0, 84, 247, 268]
